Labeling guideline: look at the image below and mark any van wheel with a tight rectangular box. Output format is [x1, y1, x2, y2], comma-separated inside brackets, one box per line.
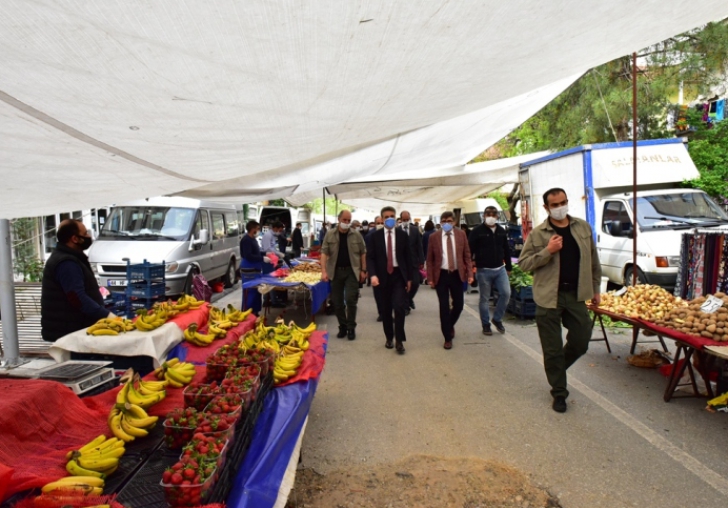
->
[624, 266, 647, 287]
[183, 268, 199, 295]
[224, 260, 236, 289]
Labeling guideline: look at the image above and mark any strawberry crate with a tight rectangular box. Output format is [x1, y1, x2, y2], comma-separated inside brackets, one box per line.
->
[511, 285, 533, 301]
[508, 298, 536, 319]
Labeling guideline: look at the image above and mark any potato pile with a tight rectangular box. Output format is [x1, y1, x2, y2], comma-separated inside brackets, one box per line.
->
[595, 284, 686, 321]
[653, 292, 728, 342]
[293, 262, 321, 273]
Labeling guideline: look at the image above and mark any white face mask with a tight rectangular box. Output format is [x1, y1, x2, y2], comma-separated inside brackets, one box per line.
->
[339, 223, 351, 230]
[549, 205, 569, 221]
[376, 224, 384, 230]
[485, 217, 497, 226]
[401, 220, 410, 227]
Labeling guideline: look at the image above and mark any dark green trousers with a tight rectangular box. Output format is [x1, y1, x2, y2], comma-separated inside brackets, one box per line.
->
[535, 290, 592, 399]
[331, 267, 360, 330]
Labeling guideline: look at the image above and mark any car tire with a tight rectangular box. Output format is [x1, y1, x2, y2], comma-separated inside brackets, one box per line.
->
[224, 259, 236, 289]
[623, 266, 647, 287]
[183, 267, 200, 295]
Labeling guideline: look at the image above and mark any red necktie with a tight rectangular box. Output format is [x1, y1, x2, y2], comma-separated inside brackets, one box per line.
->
[447, 232, 455, 272]
[387, 230, 394, 274]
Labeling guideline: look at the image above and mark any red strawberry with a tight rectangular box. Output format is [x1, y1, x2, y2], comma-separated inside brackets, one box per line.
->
[171, 472, 183, 484]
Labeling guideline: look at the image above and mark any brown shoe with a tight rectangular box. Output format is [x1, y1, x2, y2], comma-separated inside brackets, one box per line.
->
[444, 341, 452, 350]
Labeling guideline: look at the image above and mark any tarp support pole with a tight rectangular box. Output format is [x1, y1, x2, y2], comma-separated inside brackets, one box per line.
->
[631, 51, 638, 286]
[0, 218, 21, 367]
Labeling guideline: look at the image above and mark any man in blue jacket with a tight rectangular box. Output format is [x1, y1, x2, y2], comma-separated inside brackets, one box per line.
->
[41, 220, 111, 342]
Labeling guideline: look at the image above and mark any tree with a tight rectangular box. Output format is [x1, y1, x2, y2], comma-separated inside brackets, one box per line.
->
[12, 218, 44, 282]
[308, 198, 352, 216]
[684, 109, 728, 205]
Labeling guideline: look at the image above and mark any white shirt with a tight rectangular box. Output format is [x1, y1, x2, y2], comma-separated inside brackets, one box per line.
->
[441, 231, 458, 271]
[385, 228, 398, 267]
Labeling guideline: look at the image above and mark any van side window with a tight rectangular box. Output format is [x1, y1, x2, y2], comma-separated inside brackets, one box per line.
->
[225, 212, 239, 237]
[211, 212, 225, 240]
[193, 210, 210, 239]
[602, 201, 632, 237]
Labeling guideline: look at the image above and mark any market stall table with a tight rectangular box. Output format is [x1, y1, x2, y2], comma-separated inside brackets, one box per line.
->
[242, 276, 330, 320]
[589, 306, 669, 355]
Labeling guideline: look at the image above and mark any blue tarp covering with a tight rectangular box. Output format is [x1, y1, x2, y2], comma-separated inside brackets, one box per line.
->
[228, 334, 328, 508]
[242, 276, 331, 314]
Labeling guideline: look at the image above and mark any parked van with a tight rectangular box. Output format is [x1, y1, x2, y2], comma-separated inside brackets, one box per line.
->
[88, 197, 242, 296]
[450, 198, 507, 227]
[258, 205, 317, 251]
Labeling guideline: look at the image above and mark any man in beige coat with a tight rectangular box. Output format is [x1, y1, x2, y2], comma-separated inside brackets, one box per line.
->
[519, 188, 602, 413]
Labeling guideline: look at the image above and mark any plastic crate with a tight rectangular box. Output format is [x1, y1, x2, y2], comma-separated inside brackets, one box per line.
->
[508, 298, 536, 319]
[126, 282, 166, 298]
[511, 285, 533, 301]
[127, 260, 166, 282]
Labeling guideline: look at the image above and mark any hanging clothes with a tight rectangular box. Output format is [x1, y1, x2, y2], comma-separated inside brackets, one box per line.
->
[716, 99, 725, 122]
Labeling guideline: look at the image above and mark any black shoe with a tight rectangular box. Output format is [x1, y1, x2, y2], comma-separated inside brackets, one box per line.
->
[377, 315, 383, 322]
[385, 339, 394, 349]
[493, 320, 505, 333]
[482, 324, 493, 336]
[336, 327, 347, 339]
[552, 396, 567, 413]
[404, 308, 410, 316]
[410, 301, 416, 310]
[347, 329, 356, 340]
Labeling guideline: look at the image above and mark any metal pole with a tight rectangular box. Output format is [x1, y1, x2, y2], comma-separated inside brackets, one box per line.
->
[322, 188, 326, 222]
[632, 52, 638, 286]
[0, 219, 21, 366]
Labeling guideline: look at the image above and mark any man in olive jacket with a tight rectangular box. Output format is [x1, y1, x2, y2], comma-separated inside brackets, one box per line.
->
[518, 188, 602, 413]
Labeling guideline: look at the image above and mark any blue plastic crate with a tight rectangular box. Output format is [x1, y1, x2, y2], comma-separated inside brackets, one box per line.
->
[508, 298, 536, 319]
[126, 282, 166, 298]
[511, 285, 533, 301]
[126, 260, 165, 282]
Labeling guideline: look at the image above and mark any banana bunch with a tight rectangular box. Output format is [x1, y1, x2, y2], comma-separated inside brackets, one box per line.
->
[183, 323, 217, 346]
[65, 435, 125, 479]
[134, 308, 169, 332]
[115, 376, 166, 410]
[241, 319, 314, 351]
[225, 304, 252, 324]
[86, 316, 135, 336]
[273, 344, 305, 384]
[109, 399, 160, 443]
[173, 294, 206, 312]
[41, 475, 105, 495]
[153, 301, 181, 318]
[153, 357, 196, 387]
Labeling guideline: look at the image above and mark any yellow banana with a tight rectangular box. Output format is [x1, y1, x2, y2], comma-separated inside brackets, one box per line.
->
[66, 460, 105, 479]
[42, 480, 103, 493]
[81, 446, 125, 460]
[193, 331, 215, 344]
[109, 413, 135, 443]
[90, 329, 118, 336]
[77, 454, 119, 471]
[123, 402, 149, 419]
[120, 416, 149, 438]
[164, 375, 184, 388]
[165, 367, 193, 385]
[115, 383, 130, 405]
[124, 414, 158, 429]
[49, 475, 105, 487]
[77, 435, 106, 455]
[134, 318, 156, 331]
[126, 383, 165, 408]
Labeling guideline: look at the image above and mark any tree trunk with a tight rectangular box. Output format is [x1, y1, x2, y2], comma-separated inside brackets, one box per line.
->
[507, 183, 520, 225]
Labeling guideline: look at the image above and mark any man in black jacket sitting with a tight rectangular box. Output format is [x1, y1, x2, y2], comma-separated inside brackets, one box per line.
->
[41, 219, 111, 342]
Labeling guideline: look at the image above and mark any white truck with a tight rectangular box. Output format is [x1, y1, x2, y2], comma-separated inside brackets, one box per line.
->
[518, 138, 728, 290]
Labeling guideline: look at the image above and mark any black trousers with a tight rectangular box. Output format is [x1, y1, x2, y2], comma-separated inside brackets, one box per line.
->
[379, 270, 408, 342]
[435, 270, 465, 341]
[372, 282, 383, 317]
[408, 275, 420, 307]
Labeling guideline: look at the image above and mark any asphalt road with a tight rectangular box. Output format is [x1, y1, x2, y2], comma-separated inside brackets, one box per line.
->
[220, 284, 728, 507]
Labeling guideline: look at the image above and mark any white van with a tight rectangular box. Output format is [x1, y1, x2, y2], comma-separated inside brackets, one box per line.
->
[451, 198, 507, 227]
[89, 197, 242, 295]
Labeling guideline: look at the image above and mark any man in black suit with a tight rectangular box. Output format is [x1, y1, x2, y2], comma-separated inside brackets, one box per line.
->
[368, 206, 413, 354]
[400, 210, 424, 314]
[291, 222, 304, 258]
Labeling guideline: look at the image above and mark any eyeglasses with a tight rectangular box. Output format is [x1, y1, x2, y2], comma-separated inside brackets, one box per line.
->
[441, 219, 454, 223]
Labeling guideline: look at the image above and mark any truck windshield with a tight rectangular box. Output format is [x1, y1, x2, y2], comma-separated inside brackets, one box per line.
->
[634, 193, 728, 229]
[100, 207, 195, 241]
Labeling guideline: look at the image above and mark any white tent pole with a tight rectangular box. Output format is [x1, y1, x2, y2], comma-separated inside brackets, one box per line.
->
[0, 218, 21, 366]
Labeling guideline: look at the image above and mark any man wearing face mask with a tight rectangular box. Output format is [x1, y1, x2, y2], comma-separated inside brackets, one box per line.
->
[519, 188, 602, 413]
[368, 207, 413, 354]
[400, 210, 424, 314]
[469, 206, 512, 335]
[291, 222, 304, 259]
[42, 219, 111, 342]
[321, 210, 367, 340]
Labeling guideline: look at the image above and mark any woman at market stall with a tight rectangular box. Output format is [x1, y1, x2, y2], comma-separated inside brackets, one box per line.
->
[240, 220, 271, 314]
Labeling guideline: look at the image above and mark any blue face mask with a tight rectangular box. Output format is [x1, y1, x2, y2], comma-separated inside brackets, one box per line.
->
[384, 218, 397, 229]
[442, 223, 453, 233]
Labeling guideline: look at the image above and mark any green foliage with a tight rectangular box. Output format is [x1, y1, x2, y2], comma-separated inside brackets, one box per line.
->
[485, 191, 509, 210]
[308, 198, 352, 216]
[508, 265, 534, 289]
[685, 109, 728, 203]
[12, 218, 44, 282]
[267, 199, 287, 207]
[480, 20, 728, 158]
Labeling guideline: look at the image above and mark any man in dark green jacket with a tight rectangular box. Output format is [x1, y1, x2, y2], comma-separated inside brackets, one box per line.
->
[519, 188, 602, 413]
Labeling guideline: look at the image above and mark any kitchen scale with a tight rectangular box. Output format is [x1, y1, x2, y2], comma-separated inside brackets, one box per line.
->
[35, 360, 115, 395]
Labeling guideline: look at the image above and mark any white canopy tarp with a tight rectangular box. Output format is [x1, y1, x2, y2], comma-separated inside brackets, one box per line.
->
[1, 1, 726, 218]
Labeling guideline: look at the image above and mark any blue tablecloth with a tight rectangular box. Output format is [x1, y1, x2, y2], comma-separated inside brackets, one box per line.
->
[242, 276, 330, 314]
[228, 334, 328, 508]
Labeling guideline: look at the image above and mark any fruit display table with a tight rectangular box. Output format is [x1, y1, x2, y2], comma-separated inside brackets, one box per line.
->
[242, 276, 331, 318]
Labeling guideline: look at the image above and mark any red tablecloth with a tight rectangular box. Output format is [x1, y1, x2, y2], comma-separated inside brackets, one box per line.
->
[275, 330, 327, 387]
[636, 319, 725, 350]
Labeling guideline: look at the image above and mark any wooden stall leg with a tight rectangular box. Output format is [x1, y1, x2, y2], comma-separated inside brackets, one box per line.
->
[656, 334, 668, 353]
[630, 327, 639, 355]
[693, 351, 715, 399]
[590, 313, 612, 353]
[664, 344, 687, 402]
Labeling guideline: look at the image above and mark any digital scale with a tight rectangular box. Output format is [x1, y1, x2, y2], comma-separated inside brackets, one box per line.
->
[35, 360, 115, 395]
